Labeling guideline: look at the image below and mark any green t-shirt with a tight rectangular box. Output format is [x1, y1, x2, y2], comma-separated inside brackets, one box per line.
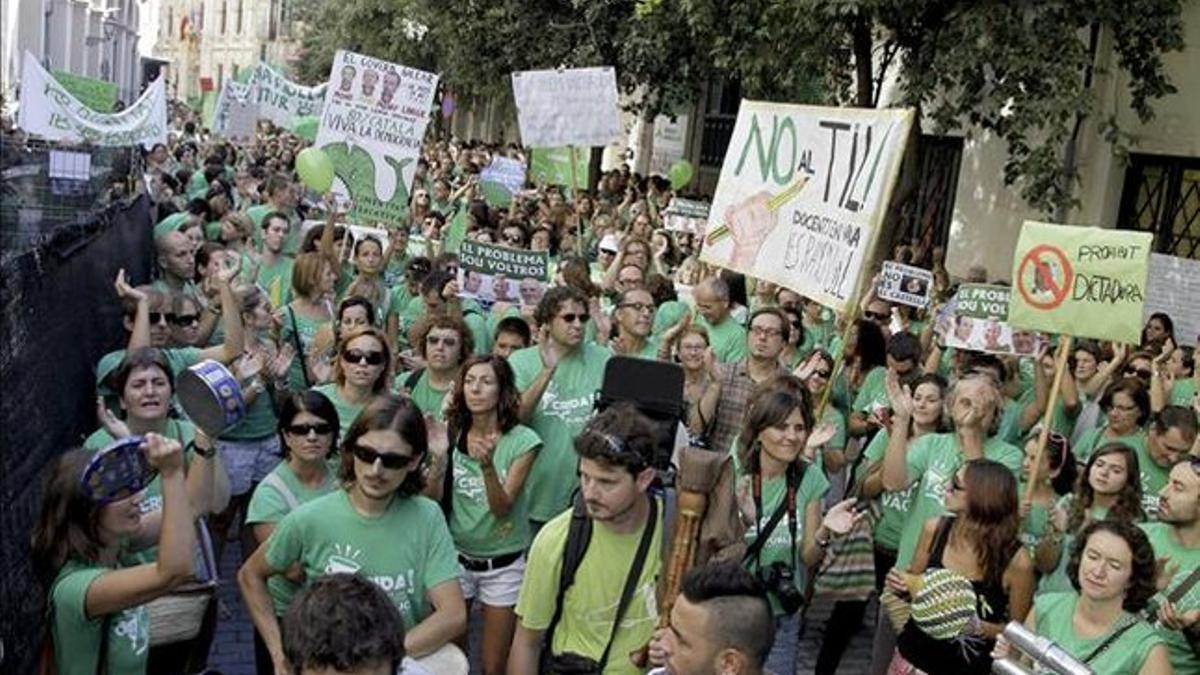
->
[732, 456, 830, 615]
[1037, 495, 1112, 596]
[514, 500, 663, 675]
[895, 432, 1024, 568]
[245, 460, 339, 615]
[1072, 425, 1147, 463]
[609, 337, 661, 361]
[255, 256, 295, 309]
[1133, 443, 1171, 518]
[1033, 592, 1164, 674]
[313, 383, 368, 441]
[51, 561, 150, 675]
[852, 366, 888, 413]
[1170, 379, 1196, 407]
[510, 343, 610, 521]
[247, 204, 301, 255]
[860, 429, 920, 551]
[449, 424, 541, 557]
[695, 315, 747, 363]
[651, 301, 690, 338]
[280, 307, 332, 391]
[400, 370, 451, 422]
[1140, 522, 1200, 674]
[265, 490, 460, 629]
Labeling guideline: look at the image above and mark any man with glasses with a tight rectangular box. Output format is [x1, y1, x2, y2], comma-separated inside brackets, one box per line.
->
[709, 308, 789, 456]
[610, 287, 660, 360]
[510, 286, 611, 532]
[693, 277, 748, 363]
[402, 315, 473, 421]
[862, 296, 894, 336]
[240, 396, 466, 672]
[1140, 454, 1200, 674]
[848, 332, 923, 439]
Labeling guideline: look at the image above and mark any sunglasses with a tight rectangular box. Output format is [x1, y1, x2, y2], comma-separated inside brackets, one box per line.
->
[812, 369, 833, 379]
[170, 313, 200, 327]
[558, 312, 590, 324]
[286, 422, 333, 436]
[618, 302, 654, 314]
[1124, 368, 1152, 380]
[352, 443, 417, 470]
[864, 310, 890, 322]
[342, 349, 386, 366]
[148, 312, 175, 325]
[425, 335, 459, 347]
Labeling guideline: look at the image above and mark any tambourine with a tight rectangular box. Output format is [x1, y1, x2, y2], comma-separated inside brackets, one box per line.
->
[177, 360, 246, 436]
[81, 436, 156, 504]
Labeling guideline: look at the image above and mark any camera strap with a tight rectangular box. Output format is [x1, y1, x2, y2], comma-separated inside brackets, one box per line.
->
[743, 463, 800, 569]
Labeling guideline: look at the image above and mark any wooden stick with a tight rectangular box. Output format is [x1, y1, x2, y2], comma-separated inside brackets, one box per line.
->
[568, 145, 583, 257]
[1023, 335, 1073, 506]
[817, 307, 860, 419]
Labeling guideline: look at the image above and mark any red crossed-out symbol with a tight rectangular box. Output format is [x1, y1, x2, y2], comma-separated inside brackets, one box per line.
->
[1017, 244, 1073, 310]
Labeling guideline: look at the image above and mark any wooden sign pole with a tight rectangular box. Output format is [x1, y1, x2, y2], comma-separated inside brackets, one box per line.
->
[1023, 335, 1073, 506]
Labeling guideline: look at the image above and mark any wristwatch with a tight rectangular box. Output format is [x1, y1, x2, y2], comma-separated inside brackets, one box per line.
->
[188, 438, 216, 459]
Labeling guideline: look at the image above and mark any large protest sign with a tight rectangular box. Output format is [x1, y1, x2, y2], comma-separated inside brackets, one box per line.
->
[529, 147, 590, 189]
[649, 113, 689, 176]
[457, 240, 549, 310]
[511, 67, 622, 148]
[52, 71, 118, 112]
[935, 284, 1046, 356]
[250, 62, 327, 128]
[700, 102, 914, 312]
[212, 80, 256, 142]
[315, 50, 438, 226]
[1143, 253, 1200, 343]
[662, 199, 710, 236]
[19, 53, 167, 148]
[1008, 221, 1152, 344]
[877, 261, 932, 308]
[479, 157, 526, 207]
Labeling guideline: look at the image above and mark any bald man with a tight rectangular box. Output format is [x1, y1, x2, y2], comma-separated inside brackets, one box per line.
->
[153, 231, 198, 296]
[692, 277, 747, 363]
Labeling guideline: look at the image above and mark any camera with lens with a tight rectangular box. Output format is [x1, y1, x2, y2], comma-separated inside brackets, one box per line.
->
[761, 561, 804, 615]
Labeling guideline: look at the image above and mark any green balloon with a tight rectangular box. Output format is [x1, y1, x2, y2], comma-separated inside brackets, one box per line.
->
[669, 159, 694, 190]
[296, 147, 334, 193]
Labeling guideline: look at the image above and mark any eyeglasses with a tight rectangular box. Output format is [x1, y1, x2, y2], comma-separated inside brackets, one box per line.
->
[352, 444, 417, 470]
[749, 326, 783, 338]
[342, 349, 386, 366]
[619, 302, 654, 314]
[864, 310, 890, 322]
[286, 422, 333, 436]
[148, 312, 174, 325]
[170, 313, 200, 327]
[558, 312, 590, 324]
[1124, 368, 1152, 380]
[425, 335, 459, 347]
[812, 369, 833, 379]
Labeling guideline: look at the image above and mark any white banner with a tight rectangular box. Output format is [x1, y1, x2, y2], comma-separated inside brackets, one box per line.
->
[212, 80, 256, 142]
[649, 113, 688, 176]
[315, 50, 438, 225]
[1143, 253, 1200, 344]
[17, 52, 167, 148]
[250, 62, 327, 127]
[511, 66, 622, 148]
[700, 101, 914, 312]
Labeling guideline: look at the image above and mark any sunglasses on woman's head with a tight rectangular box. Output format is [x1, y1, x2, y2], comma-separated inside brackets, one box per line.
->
[352, 443, 416, 470]
[286, 422, 333, 436]
[342, 349, 386, 366]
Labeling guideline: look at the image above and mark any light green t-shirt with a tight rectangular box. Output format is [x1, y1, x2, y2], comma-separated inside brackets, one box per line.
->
[1133, 443, 1171, 519]
[51, 561, 150, 675]
[312, 383, 369, 441]
[245, 460, 339, 615]
[510, 343, 611, 521]
[732, 453, 830, 615]
[609, 337, 661, 361]
[1170, 379, 1196, 407]
[651, 301, 690, 338]
[399, 370, 451, 422]
[860, 429, 920, 552]
[852, 366, 889, 413]
[1072, 425, 1147, 464]
[265, 490, 460, 629]
[1140, 521, 1200, 674]
[255, 256, 295, 309]
[279, 306, 332, 391]
[247, 204, 300, 255]
[449, 424, 541, 557]
[1036, 496, 1112, 596]
[514, 499, 663, 675]
[895, 432, 1024, 568]
[695, 314, 747, 363]
[1033, 592, 1164, 674]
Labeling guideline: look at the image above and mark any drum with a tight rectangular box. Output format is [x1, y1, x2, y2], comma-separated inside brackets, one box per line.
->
[81, 436, 155, 503]
[177, 360, 246, 436]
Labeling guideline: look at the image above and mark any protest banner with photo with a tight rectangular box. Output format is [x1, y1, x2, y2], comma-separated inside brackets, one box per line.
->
[212, 80, 256, 143]
[1008, 221, 1152, 344]
[935, 284, 1046, 357]
[457, 240, 550, 310]
[529, 147, 590, 189]
[479, 157, 526, 207]
[52, 70, 118, 112]
[315, 50, 438, 226]
[649, 113, 688, 176]
[662, 198, 710, 236]
[700, 101, 914, 312]
[1143, 253, 1200, 344]
[511, 67, 622, 148]
[18, 52, 167, 147]
[250, 62, 327, 128]
[877, 261, 933, 308]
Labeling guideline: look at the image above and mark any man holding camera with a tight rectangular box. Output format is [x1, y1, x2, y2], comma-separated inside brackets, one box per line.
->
[508, 404, 663, 675]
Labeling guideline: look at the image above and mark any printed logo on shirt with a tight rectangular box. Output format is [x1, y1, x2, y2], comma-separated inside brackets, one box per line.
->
[538, 382, 594, 425]
[322, 544, 417, 608]
[923, 467, 950, 505]
[114, 606, 149, 655]
[140, 495, 162, 514]
[325, 543, 364, 574]
[881, 484, 918, 511]
[453, 458, 485, 502]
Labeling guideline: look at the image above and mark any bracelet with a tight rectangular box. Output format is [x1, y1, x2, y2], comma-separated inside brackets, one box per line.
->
[187, 439, 216, 459]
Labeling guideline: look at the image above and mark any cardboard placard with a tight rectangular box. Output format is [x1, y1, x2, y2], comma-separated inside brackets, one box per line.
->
[511, 67, 622, 148]
[877, 261, 933, 308]
[457, 240, 549, 310]
[936, 284, 1046, 356]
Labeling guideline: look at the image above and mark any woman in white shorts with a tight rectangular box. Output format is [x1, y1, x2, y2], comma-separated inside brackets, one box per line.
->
[428, 353, 541, 675]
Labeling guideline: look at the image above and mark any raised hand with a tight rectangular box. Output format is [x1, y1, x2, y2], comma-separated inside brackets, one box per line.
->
[143, 432, 184, 474]
[97, 397, 131, 439]
[885, 370, 915, 420]
[821, 498, 865, 536]
[113, 269, 147, 302]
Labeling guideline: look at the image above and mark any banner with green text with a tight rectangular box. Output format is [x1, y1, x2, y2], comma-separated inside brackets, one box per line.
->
[1007, 221, 1152, 344]
[250, 62, 327, 128]
[18, 52, 166, 147]
[315, 50, 438, 226]
[700, 101, 914, 312]
[457, 240, 549, 310]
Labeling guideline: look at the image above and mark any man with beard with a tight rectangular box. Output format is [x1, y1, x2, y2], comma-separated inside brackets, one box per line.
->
[708, 307, 789, 456]
[1141, 453, 1200, 674]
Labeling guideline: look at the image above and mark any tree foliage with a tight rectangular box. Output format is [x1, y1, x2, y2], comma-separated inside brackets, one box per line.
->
[293, 0, 1187, 214]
